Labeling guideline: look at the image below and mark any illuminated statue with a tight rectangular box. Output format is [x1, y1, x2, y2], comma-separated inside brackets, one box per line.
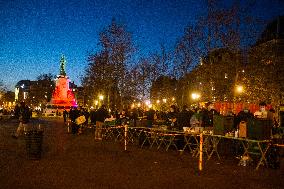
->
[59, 55, 66, 76]
[49, 55, 77, 110]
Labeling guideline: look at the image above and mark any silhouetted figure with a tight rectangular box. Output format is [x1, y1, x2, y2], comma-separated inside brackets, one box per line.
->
[13, 102, 30, 139]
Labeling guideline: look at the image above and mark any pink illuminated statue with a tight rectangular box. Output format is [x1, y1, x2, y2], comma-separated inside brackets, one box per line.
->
[50, 55, 77, 108]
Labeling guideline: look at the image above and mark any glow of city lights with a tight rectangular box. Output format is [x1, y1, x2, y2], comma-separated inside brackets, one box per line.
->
[137, 103, 141, 107]
[172, 97, 175, 101]
[162, 99, 167, 103]
[156, 100, 160, 104]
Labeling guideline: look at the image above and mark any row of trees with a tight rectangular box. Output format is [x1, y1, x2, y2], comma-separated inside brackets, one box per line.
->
[82, 0, 283, 110]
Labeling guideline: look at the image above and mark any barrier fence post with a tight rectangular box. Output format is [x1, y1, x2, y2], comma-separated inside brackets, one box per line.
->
[124, 125, 128, 151]
[199, 133, 203, 171]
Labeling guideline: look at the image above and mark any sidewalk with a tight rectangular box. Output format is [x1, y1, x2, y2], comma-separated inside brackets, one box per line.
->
[0, 118, 283, 189]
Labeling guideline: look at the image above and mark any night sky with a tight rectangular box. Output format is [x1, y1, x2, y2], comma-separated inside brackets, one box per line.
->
[0, 0, 283, 90]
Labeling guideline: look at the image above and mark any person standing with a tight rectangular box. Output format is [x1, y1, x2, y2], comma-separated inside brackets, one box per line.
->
[201, 102, 219, 127]
[146, 108, 156, 128]
[167, 105, 178, 130]
[254, 102, 268, 119]
[95, 105, 109, 140]
[63, 108, 68, 123]
[177, 105, 194, 131]
[13, 102, 30, 139]
[69, 107, 81, 135]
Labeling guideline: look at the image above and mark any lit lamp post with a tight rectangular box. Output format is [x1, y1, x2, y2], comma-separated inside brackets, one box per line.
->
[156, 100, 160, 110]
[162, 98, 167, 111]
[234, 85, 244, 113]
[191, 93, 201, 107]
[94, 100, 98, 109]
[98, 95, 104, 107]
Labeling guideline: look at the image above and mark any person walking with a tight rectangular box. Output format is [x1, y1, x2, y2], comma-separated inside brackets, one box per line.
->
[12, 102, 30, 139]
[95, 105, 109, 140]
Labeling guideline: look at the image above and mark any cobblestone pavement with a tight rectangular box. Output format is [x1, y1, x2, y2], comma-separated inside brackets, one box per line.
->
[0, 118, 283, 189]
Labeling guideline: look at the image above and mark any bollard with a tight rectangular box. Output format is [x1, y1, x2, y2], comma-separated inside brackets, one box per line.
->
[124, 125, 128, 151]
[67, 122, 71, 133]
[199, 133, 203, 171]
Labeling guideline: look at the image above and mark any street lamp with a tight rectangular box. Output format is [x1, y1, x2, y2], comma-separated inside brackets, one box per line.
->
[99, 95, 104, 100]
[234, 85, 244, 113]
[236, 85, 243, 94]
[191, 93, 201, 100]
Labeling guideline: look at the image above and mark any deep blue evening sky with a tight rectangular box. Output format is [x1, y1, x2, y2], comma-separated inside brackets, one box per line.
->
[0, 0, 283, 90]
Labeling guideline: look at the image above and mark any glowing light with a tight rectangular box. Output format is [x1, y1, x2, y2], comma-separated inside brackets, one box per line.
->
[145, 100, 150, 105]
[24, 92, 28, 99]
[172, 97, 175, 101]
[137, 103, 141, 107]
[156, 100, 160, 104]
[191, 93, 200, 100]
[236, 85, 243, 93]
[162, 99, 167, 103]
[95, 100, 98, 105]
[99, 95, 104, 100]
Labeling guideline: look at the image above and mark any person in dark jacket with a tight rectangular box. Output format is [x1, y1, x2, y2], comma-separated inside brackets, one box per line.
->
[13, 102, 30, 138]
[69, 107, 82, 135]
[167, 105, 178, 130]
[95, 105, 109, 140]
[201, 102, 219, 127]
[177, 105, 194, 131]
[90, 109, 97, 125]
[146, 108, 156, 128]
[63, 108, 68, 123]
[236, 106, 254, 127]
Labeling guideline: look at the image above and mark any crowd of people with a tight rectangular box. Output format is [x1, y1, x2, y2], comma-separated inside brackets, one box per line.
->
[63, 101, 279, 136]
[9, 100, 279, 140]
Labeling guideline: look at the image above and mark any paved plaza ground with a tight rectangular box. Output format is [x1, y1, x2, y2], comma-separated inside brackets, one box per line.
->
[0, 117, 283, 189]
